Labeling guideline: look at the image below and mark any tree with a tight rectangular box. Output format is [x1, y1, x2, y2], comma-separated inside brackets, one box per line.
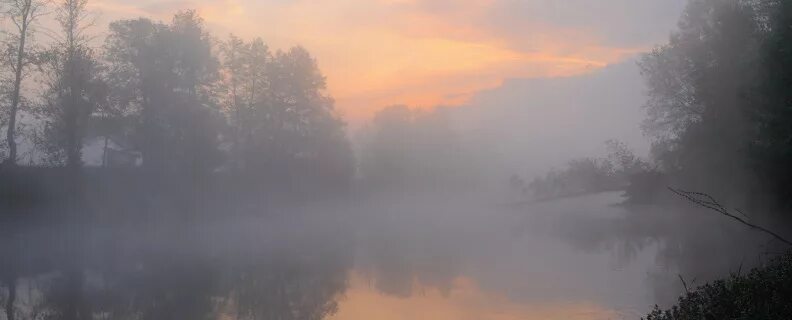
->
[1, 0, 47, 165]
[220, 35, 271, 171]
[750, 0, 792, 211]
[103, 18, 170, 168]
[247, 46, 353, 190]
[40, 0, 107, 167]
[104, 11, 223, 174]
[638, 0, 763, 206]
[220, 34, 246, 171]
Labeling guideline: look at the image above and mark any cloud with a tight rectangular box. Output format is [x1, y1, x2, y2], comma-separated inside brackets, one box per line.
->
[88, 0, 686, 124]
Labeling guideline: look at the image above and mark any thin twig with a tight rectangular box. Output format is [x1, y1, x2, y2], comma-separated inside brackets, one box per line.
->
[668, 187, 792, 247]
[678, 274, 690, 293]
[735, 208, 751, 220]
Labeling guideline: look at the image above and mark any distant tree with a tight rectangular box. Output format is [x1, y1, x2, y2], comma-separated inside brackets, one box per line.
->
[360, 105, 413, 187]
[104, 18, 170, 169]
[1, 0, 47, 165]
[360, 105, 475, 190]
[254, 46, 353, 189]
[220, 34, 247, 170]
[220, 35, 271, 172]
[104, 12, 223, 174]
[525, 141, 645, 201]
[39, 0, 108, 167]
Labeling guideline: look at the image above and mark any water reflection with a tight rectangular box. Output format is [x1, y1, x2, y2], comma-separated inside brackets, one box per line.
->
[2, 192, 663, 319]
[350, 191, 653, 319]
[331, 272, 620, 320]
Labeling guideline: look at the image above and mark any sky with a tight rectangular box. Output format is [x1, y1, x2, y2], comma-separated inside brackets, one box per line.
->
[86, 0, 688, 125]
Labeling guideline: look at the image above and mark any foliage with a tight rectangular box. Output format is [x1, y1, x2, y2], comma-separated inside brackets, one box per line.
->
[749, 0, 792, 211]
[38, 0, 108, 167]
[638, 0, 763, 203]
[633, 0, 792, 212]
[103, 12, 224, 174]
[524, 140, 648, 201]
[0, 0, 355, 193]
[0, 0, 48, 164]
[644, 253, 792, 320]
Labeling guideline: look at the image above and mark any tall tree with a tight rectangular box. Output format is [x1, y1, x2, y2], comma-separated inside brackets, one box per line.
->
[238, 39, 271, 174]
[639, 0, 763, 205]
[220, 35, 271, 171]
[750, 0, 792, 211]
[41, 0, 106, 167]
[1, 0, 46, 165]
[104, 18, 170, 168]
[221, 34, 246, 169]
[104, 11, 222, 173]
[264, 47, 353, 189]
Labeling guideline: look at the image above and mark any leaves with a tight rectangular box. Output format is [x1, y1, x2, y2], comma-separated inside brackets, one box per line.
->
[644, 253, 792, 320]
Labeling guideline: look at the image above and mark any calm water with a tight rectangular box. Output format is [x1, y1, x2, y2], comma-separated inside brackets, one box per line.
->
[4, 192, 664, 320]
[337, 191, 659, 320]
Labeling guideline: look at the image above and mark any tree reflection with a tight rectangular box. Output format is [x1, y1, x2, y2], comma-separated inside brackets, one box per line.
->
[0, 219, 353, 320]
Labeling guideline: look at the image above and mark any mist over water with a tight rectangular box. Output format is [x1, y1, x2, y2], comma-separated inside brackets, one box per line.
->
[3, 0, 792, 319]
[4, 188, 667, 319]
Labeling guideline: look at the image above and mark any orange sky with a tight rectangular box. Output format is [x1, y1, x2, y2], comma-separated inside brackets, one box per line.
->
[85, 0, 681, 126]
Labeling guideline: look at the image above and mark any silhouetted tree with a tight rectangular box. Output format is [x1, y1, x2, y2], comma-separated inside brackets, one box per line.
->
[750, 0, 792, 211]
[250, 46, 353, 191]
[104, 12, 223, 174]
[1, 0, 47, 166]
[39, 0, 107, 167]
[220, 35, 271, 172]
[638, 0, 763, 207]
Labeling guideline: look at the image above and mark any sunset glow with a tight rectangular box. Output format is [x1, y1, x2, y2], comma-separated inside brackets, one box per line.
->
[330, 272, 621, 320]
[85, 0, 665, 125]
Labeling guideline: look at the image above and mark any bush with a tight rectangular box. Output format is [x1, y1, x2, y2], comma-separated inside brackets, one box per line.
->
[644, 253, 792, 320]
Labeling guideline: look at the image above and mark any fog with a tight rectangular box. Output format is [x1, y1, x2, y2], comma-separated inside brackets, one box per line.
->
[1, 0, 791, 319]
[452, 60, 650, 180]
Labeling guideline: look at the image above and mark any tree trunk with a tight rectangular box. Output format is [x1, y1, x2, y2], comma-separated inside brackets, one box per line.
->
[6, 20, 29, 166]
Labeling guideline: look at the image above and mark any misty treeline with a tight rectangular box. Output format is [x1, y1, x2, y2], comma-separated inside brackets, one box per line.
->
[631, 0, 792, 214]
[0, 1, 357, 319]
[525, 0, 792, 218]
[495, 0, 792, 315]
[4, 0, 792, 318]
[547, 0, 792, 316]
[514, 140, 649, 202]
[357, 105, 478, 191]
[0, 0, 353, 192]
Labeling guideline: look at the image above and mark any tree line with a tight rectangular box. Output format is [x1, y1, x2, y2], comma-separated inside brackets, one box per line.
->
[633, 0, 792, 214]
[542, 0, 792, 314]
[512, 140, 648, 202]
[519, 0, 792, 219]
[0, 0, 353, 193]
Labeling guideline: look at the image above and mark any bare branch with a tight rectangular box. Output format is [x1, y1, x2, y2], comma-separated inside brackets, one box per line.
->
[668, 187, 792, 247]
[678, 274, 690, 293]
